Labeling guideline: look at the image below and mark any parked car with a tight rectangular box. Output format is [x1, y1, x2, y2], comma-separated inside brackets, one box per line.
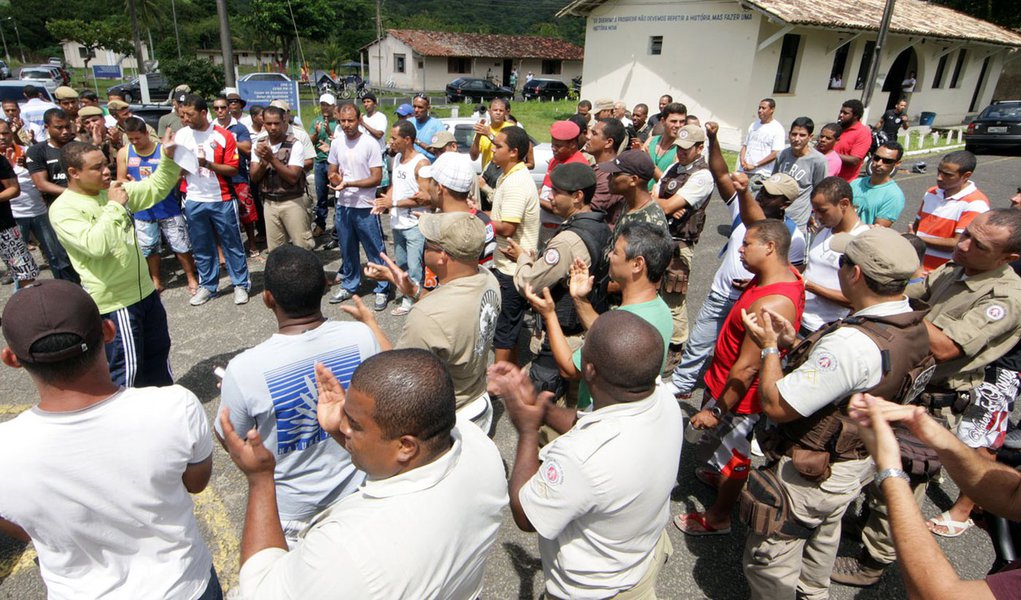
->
[0, 80, 54, 104]
[439, 116, 553, 188]
[0, 61, 10, 80]
[17, 66, 60, 93]
[445, 78, 513, 104]
[965, 100, 1021, 153]
[128, 104, 173, 130]
[239, 72, 292, 83]
[521, 78, 571, 102]
[107, 72, 171, 103]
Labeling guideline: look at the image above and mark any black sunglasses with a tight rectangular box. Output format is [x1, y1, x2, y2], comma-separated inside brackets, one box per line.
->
[872, 155, 898, 165]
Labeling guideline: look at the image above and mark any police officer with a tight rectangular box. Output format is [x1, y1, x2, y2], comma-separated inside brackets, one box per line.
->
[833, 207, 1021, 587]
[510, 162, 610, 404]
[738, 227, 932, 600]
[654, 123, 715, 367]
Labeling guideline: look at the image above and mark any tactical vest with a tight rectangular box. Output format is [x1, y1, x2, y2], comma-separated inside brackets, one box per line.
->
[549, 212, 611, 335]
[259, 135, 306, 201]
[657, 156, 710, 245]
[770, 310, 935, 463]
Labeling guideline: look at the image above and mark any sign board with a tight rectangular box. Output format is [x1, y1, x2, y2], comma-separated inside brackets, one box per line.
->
[237, 80, 299, 110]
[92, 65, 122, 79]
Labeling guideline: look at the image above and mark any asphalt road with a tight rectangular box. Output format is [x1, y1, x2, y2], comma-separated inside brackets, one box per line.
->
[0, 151, 1018, 599]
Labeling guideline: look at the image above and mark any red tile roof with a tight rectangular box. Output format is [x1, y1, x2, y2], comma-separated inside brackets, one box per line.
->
[382, 29, 584, 60]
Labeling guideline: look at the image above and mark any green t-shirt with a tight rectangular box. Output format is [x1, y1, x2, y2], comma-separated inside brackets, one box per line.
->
[850, 176, 906, 225]
[309, 115, 339, 162]
[573, 296, 673, 409]
[647, 135, 678, 191]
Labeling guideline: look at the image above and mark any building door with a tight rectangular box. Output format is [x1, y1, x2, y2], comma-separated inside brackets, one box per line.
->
[503, 59, 513, 86]
[883, 48, 918, 109]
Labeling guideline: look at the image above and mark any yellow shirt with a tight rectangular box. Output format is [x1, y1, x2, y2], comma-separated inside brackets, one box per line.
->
[478, 120, 514, 168]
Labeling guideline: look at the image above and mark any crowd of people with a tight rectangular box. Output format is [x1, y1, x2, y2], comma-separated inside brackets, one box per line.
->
[0, 77, 1019, 600]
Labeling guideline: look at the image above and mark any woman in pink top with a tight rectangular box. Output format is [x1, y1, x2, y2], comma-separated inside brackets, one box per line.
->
[817, 122, 843, 177]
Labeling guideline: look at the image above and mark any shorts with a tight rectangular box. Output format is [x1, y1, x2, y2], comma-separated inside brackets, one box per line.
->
[493, 269, 528, 350]
[0, 225, 38, 281]
[135, 215, 191, 257]
[699, 398, 760, 480]
[235, 182, 258, 226]
[956, 370, 1019, 450]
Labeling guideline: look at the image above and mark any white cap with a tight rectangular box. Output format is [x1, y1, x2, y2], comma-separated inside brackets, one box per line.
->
[319, 93, 336, 105]
[420, 152, 474, 193]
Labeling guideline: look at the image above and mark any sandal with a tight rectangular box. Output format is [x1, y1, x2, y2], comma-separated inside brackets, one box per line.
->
[390, 305, 412, 317]
[674, 511, 731, 536]
[927, 511, 974, 537]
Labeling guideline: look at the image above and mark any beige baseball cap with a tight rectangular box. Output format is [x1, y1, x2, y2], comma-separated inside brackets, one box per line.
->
[54, 86, 79, 100]
[107, 100, 130, 111]
[418, 212, 485, 262]
[593, 98, 614, 112]
[673, 124, 706, 149]
[829, 228, 919, 285]
[761, 173, 800, 202]
[270, 99, 291, 111]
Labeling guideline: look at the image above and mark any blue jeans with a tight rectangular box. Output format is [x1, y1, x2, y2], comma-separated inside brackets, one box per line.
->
[392, 225, 424, 287]
[184, 200, 251, 292]
[670, 288, 736, 394]
[313, 161, 331, 229]
[335, 205, 389, 294]
[16, 214, 78, 283]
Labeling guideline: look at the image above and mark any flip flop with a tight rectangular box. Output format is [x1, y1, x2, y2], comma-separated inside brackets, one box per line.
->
[927, 511, 974, 538]
[390, 305, 412, 317]
[674, 512, 731, 536]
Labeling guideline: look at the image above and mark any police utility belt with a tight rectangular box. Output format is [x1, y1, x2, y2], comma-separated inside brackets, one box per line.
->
[737, 310, 936, 540]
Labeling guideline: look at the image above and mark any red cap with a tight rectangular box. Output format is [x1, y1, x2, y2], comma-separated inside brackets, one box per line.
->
[549, 120, 581, 141]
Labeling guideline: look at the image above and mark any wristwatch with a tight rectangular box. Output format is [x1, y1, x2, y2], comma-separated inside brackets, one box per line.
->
[707, 405, 723, 420]
[874, 467, 909, 487]
[760, 347, 780, 360]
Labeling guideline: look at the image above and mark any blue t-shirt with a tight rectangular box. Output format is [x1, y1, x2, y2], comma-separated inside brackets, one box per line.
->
[129, 143, 181, 221]
[413, 116, 444, 162]
[227, 122, 252, 183]
[851, 176, 906, 225]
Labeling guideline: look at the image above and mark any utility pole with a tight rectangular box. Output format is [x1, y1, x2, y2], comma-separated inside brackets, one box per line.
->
[375, 0, 383, 86]
[0, 21, 9, 64]
[127, 0, 146, 74]
[216, 0, 236, 87]
[11, 18, 23, 64]
[171, 0, 182, 59]
[861, 0, 896, 123]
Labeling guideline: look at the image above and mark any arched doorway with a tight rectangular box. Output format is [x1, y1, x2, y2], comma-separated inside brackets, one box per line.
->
[883, 48, 919, 109]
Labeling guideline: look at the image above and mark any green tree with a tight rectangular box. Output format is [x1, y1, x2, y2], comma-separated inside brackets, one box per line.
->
[46, 19, 133, 71]
[160, 57, 224, 97]
[238, 0, 334, 67]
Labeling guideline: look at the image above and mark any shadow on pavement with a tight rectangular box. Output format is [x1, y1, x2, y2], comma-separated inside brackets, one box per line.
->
[502, 541, 543, 599]
[177, 351, 246, 404]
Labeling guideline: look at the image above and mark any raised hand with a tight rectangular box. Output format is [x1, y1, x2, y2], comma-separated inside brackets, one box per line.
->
[339, 294, 377, 324]
[219, 408, 276, 478]
[314, 362, 347, 437]
[568, 257, 593, 299]
[523, 283, 555, 318]
[487, 361, 549, 433]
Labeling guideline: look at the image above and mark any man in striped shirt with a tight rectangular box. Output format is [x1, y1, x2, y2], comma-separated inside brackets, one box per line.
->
[912, 150, 989, 272]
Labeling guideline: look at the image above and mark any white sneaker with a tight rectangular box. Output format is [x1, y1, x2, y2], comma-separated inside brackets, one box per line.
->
[750, 437, 764, 457]
[233, 287, 249, 305]
[190, 287, 214, 306]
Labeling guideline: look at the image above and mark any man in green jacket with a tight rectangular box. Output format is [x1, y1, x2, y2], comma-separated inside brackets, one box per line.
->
[49, 134, 181, 387]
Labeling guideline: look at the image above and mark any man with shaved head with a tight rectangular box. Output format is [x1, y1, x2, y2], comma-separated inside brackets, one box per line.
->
[491, 309, 683, 600]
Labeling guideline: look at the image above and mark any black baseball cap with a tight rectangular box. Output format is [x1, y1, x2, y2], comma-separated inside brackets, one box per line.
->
[2, 280, 103, 364]
[550, 162, 597, 192]
[598, 150, 655, 181]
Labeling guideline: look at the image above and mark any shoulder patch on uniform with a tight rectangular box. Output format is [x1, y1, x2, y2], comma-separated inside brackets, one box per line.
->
[544, 248, 560, 266]
[666, 180, 679, 192]
[540, 459, 564, 487]
[815, 351, 838, 372]
[986, 304, 1006, 321]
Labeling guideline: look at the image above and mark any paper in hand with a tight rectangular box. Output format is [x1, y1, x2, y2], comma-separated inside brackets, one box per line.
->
[170, 143, 199, 174]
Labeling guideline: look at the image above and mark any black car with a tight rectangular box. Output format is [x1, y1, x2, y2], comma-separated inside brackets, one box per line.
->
[522, 78, 570, 101]
[445, 78, 513, 104]
[965, 100, 1021, 152]
[128, 104, 173, 130]
[107, 73, 171, 103]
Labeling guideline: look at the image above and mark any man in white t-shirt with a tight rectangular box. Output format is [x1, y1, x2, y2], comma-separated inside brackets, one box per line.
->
[250, 105, 312, 251]
[739, 98, 786, 188]
[327, 101, 390, 310]
[358, 93, 388, 152]
[373, 120, 428, 315]
[668, 122, 806, 398]
[801, 176, 869, 333]
[491, 310, 682, 599]
[0, 279, 221, 600]
[215, 246, 378, 548]
[174, 94, 252, 307]
[222, 349, 507, 599]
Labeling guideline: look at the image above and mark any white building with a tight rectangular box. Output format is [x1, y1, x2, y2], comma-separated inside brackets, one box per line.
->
[61, 40, 149, 70]
[197, 49, 285, 68]
[557, 0, 1021, 149]
[361, 29, 584, 91]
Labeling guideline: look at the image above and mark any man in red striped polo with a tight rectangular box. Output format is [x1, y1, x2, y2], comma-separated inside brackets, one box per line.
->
[912, 150, 989, 272]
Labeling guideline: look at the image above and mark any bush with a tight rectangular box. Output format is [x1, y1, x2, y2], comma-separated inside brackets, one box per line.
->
[160, 58, 225, 99]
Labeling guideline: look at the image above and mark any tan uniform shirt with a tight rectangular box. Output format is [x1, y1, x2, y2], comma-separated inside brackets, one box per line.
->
[513, 230, 591, 296]
[396, 270, 501, 410]
[907, 262, 1021, 390]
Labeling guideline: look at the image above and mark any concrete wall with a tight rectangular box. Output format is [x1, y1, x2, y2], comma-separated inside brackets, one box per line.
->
[61, 41, 149, 70]
[366, 36, 583, 92]
[198, 50, 285, 67]
[579, 0, 1010, 149]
